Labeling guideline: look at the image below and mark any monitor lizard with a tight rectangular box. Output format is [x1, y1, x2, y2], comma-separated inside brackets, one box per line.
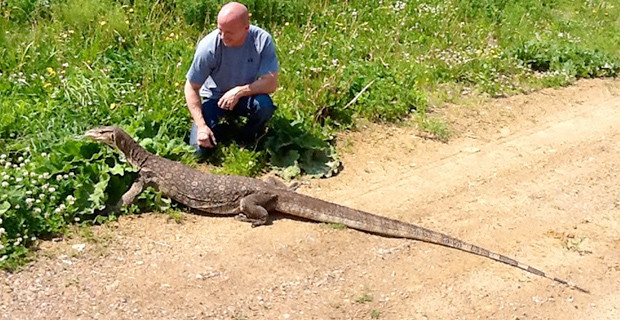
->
[84, 126, 587, 293]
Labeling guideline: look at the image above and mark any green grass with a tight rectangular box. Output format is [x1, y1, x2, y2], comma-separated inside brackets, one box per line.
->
[1, 0, 619, 268]
[355, 293, 373, 304]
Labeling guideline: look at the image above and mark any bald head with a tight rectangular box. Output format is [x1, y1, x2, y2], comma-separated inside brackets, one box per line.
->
[217, 2, 250, 47]
[218, 2, 249, 25]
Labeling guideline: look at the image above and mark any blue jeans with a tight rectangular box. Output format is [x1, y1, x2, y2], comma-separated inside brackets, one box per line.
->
[189, 94, 275, 156]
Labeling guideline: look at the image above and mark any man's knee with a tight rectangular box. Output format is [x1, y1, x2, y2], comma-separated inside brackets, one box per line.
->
[252, 94, 276, 121]
[201, 98, 222, 128]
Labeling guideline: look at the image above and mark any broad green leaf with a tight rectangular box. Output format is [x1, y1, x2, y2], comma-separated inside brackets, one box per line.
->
[0, 201, 10, 215]
[275, 165, 301, 180]
[270, 149, 300, 168]
[109, 162, 126, 175]
[89, 174, 110, 210]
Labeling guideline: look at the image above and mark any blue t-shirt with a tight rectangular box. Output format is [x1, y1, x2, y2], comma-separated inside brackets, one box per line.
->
[186, 25, 279, 99]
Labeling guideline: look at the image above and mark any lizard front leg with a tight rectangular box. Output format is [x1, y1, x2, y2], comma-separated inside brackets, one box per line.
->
[112, 175, 146, 210]
[236, 193, 277, 227]
[103, 176, 146, 215]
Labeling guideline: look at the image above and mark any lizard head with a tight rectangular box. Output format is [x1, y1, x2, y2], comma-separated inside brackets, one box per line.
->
[84, 126, 120, 147]
[85, 126, 149, 167]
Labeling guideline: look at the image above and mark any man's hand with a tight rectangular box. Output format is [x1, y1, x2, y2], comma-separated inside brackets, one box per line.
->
[196, 126, 217, 148]
[218, 87, 243, 111]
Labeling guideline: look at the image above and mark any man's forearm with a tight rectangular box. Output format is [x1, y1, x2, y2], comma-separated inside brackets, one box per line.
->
[185, 80, 207, 128]
[236, 72, 278, 98]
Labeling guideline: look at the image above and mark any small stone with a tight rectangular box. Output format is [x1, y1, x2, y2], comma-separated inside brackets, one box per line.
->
[106, 280, 120, 291]
[500, 127, 511, 136]
[72, 243, 86, 252]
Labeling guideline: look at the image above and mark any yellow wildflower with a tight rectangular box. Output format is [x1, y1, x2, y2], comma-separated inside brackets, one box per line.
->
[46, 67, 56, 77]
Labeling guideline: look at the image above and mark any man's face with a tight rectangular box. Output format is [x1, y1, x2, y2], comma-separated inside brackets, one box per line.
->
[218, 19, 249, 47]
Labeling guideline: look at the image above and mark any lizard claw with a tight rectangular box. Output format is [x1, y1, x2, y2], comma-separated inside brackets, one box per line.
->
[235, 214, 267, 227]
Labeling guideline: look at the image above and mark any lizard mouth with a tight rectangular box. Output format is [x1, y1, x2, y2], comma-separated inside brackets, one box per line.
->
[84, 127, 116, 144]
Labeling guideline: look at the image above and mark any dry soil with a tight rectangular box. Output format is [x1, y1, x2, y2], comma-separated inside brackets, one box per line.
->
[1, 79, 619, 320]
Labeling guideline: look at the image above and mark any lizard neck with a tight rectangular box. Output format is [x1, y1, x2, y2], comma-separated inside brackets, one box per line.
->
[113, 129, 151, 168]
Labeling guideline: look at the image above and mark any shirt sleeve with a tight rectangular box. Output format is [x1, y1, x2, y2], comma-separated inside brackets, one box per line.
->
[257, 35, 279, 77]
[186, 36, 217, 85]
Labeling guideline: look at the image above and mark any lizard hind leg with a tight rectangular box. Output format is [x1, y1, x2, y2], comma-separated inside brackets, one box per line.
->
[237, 193, 278, 227]
[263, 176, 300, 191]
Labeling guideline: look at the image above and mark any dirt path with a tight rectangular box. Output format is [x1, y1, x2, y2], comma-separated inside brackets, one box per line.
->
[2, 79, 619, 320]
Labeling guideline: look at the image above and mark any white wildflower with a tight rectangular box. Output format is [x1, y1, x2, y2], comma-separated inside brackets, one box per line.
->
[0, 228, 5, 236]
[56, 175, 63, 181]
[0, 255, 7, 262]
[67, 195, 76, 205]
[17, 156, 23, 163]
[34, 208, 42, 214]
[0, 244, 4, 250]
[39, 193, 45, 200]
[63, 174, 68, 179]
[0, 154, 5, 159]
[30, 236, 36, 241]
[1, 181, 7, 187]
[26, 198, 34, 205]
[14, 205, 19, 209]
[41, 152, 47, 157]
[0, 218, 2, 224]
[74, 217, 80, 222]
[30, 171, 36, 177]
[48, 187, 56, 193]
[392, 0, 406, 11]
[15, 177, 22, 183]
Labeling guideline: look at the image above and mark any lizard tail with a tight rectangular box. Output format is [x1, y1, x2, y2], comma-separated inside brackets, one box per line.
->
[277, 192, 589, 293]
